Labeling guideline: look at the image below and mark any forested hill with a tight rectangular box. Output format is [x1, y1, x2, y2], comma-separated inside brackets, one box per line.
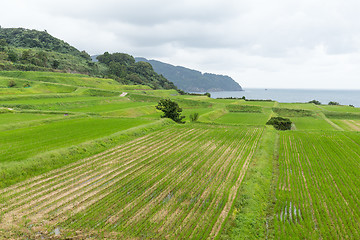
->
[0, 27, 90, 60]
[0, 27, 177, 90]
[135, 57, 243, 92]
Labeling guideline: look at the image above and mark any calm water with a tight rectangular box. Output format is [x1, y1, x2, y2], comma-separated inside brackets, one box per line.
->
[207, 89, 360, 107]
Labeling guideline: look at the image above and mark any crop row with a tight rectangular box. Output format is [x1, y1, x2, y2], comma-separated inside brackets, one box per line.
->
[0, 125, 263, 239]
[275, 131, 360, 239]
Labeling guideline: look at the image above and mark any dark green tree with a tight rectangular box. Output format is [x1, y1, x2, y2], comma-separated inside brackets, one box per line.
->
[20, 49, 32, 63]
[80, 50, 91, 60]
[7, 50, 18, 62]
[308, 100, 321, 105]
[52, 60, 60, 69]
[0, 39, 7, 51]
[156, 99, 185, 123]
[35, 51, 48, 67]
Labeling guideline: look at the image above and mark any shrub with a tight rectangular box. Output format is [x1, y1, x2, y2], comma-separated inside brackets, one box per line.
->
[266, 117, 292, 130]
[8, 80, 16, 88]
[7, 50, 18, 62]
[308, 99, 321, 105]
[189, 112, 199, 122]
[328, 101, 340, 105]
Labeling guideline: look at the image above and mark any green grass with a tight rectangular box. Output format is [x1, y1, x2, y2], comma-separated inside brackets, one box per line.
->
[278, 102, 320, 111]
[319, 104, 360, 113]
[101, 105, 160, 118]
[331, 119, 360, 131]
[240, 100, 276, 107]
[0, 76, 77, 95]
[226, 104, 262, 113]
[0, 71, 122, 90]
[324, 111, 360, 119]
[215, 112, 270, 125]
[0, 117, 152, 163]
[291, 117, 335, 130]
[273, 107, 314, 117]
[0, 95, 119, 105]
[0, 112, 59, 127]
[0, 119, 173, 189]
[198, 108, 227, 122]
[68, 101, 154, 113]
[0, 96, 136, 112]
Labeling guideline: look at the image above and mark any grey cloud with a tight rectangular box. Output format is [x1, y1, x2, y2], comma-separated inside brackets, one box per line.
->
[2, 0, 360, 89]
[36, 0, 241, 26]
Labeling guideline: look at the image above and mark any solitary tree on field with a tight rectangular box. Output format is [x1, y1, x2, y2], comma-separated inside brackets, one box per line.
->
[156, 99, 185, 123]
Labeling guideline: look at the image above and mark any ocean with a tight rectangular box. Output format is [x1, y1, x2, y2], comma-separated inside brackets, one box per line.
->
[207, 89, 360, 107]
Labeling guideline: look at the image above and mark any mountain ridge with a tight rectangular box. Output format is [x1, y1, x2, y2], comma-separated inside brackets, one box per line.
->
[135, 57, 242, 92]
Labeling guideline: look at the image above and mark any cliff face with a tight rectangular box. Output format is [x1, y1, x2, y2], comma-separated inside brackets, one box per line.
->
[135, 57, 243, 92]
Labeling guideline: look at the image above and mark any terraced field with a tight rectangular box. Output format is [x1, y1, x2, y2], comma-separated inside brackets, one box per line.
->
[2, 71, 360, 239]
[275, 131, 360, 239]
[0, 125, 263, 239]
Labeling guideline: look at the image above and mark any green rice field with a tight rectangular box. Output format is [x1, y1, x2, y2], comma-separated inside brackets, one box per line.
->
[0, 71, 360, 239]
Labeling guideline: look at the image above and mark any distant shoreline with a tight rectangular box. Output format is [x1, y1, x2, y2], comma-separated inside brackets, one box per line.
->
[194, 88, 360, 107]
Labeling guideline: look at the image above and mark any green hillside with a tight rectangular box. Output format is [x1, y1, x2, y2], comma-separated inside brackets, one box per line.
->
[135, 57, 243, 92]
[0, 28, 90, 59]
[0, 28, 178, 90]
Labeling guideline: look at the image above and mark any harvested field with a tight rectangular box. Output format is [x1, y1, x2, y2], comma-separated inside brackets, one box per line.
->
[0, 125, 263, 239]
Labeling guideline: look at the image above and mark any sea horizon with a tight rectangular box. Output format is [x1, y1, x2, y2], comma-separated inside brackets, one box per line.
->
[199, 88, 360, 107]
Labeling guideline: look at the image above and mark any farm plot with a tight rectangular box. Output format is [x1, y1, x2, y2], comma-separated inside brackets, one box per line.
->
[331, 119, 360, 131]
[0, 125, 263, 239]
[275, 131, 360, 239]
[215, 112, 270, 125]
[0, 113, 60, 127]
[0, 117, 151, 163]
[291, 117, 335, 131]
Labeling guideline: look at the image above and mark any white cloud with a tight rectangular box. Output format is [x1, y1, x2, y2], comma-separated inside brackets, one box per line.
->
[1, 0, 360, 89]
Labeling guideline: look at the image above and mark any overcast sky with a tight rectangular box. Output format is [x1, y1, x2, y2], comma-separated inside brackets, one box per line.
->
[2, 0, 360, 89]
